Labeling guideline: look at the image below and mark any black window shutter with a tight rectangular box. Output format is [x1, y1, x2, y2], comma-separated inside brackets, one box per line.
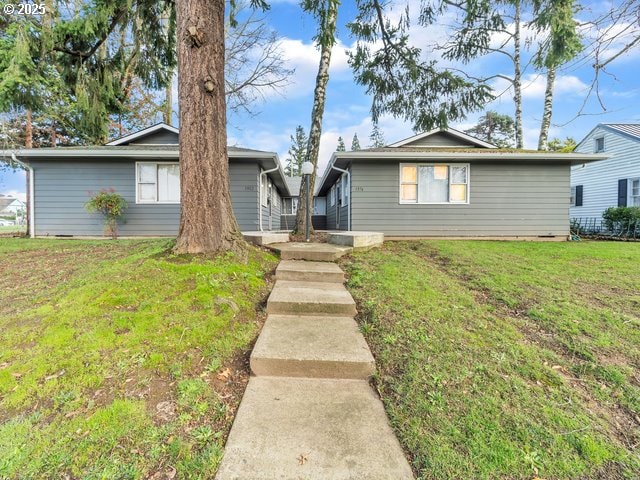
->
[575, 185, 583, 207]
[618, 179, 627, 207]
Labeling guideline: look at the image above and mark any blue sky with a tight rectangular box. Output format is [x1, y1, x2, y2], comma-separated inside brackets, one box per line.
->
[2, 0, 639, 199]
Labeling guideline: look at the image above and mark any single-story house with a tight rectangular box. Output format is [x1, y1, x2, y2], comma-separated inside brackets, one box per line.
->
[317, 128, 606, 238]
[571, 123, 639, 221]
[280, 176, 327, 230]
[14, 123, 290, 237]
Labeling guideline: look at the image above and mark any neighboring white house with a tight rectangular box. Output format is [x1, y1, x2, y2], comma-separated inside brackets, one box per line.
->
[571, 124, 640, 221]
[0, 196, 26, 215]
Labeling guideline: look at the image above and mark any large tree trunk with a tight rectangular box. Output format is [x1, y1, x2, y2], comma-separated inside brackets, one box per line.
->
[294, 1, 338, 235]
[174, 0, 245, 255]
[537, 66, 555, 151]
[25, 109, 33, 148]
[513, 0, 523, 149]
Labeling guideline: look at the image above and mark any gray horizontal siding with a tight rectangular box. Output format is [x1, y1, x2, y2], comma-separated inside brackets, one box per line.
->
[571, 126, 640, 219]
[31, 159, 264, 236]
[280, 214, 326, 230]
[351, 160, 570, 236]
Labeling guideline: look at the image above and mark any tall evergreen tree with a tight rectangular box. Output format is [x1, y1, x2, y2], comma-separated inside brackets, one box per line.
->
[368, 123, 385, 147]
[351, 132, 361, 151]
[336, 136, 346, 151]
[465, 111, 515, 148]
[285, 125, 308, 176]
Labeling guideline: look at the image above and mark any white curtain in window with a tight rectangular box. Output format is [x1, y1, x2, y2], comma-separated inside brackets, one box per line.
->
[418, 166, 448, 202]
[138, 163, 157, 202]
[158, 164, 180, 202]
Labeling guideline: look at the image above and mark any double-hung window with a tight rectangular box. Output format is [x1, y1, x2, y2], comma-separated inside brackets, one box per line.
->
[631, 178, 640, 206]
[329, 185, 336, 206]
[400, 163, 469, 204]
[136, 162, 180, 203]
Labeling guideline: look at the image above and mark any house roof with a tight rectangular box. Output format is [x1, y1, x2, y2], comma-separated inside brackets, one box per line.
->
[389, 128, 497, 148]
[106, 123, 179, 146]
[0, 198, 17, 210]
[13, 146, 291, 195]
[317, 147, 609, 195]
[575, 123, 640, 150]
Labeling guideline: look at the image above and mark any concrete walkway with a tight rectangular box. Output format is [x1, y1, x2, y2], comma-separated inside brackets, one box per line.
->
[216, 245, 414, 479]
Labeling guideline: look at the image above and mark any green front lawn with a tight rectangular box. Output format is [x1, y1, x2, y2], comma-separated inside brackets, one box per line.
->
[0, 238, 277, 479]
[343, 240, 640, 479]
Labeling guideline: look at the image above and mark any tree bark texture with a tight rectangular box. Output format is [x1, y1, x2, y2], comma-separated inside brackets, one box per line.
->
[513, 0, 523, 149]
[537, 66, 555, 151]
[25, 109, 33, 149]
[295, 1, 338, 235]
[174, 0, 245, 255]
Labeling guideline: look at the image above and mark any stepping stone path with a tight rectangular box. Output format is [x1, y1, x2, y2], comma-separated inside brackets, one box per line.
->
[216, 243, 414, 480]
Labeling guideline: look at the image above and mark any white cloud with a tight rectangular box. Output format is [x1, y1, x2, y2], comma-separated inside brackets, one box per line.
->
[1, 190, 26, 202]
[490, 73, 589, 100]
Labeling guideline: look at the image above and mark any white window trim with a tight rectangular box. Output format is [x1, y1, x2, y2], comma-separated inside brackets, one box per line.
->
[135, 161, 180, 204]
[594, 136, 605, 153]
[570, 185, 577, 207]
[398, 163, 470, 205]
[329, 185, 336, 206]
[630, 177, 640, 206]
[341, 174, 349, 207]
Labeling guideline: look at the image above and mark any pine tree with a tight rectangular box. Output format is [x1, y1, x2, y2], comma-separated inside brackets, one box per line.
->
[285, 125, 308, 176]
[369, 124, 385, 147]
[351, 133, 361, 151]
[336, 136, 346, 151]
[465, 111, 515, 148]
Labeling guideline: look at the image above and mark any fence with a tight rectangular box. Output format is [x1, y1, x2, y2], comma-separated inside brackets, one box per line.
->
[570, 217, 640, 240]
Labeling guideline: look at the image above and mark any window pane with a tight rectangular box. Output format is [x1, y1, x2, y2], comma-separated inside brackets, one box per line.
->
[401, 165, 417, 183]
[139, 183, 157, 202]
[418, 166, 448, 202]
[401, 184, 417, 201]
[158, 164, 180, 202]
[450, 184, 467, 202]
[451, 165, 467, 184]
[138, 163, 156, 183]
[433, 165, 448, 180]
[632, 180, 639, 196]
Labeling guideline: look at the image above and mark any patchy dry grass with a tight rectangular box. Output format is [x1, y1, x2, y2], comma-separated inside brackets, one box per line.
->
[342, 240, 640, 480]
[0, 238, 277, 479]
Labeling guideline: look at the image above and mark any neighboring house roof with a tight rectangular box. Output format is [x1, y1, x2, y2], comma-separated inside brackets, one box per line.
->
[284, 176, 302, 196]
[0, 197, 24, 213]
[106, 123, 180, 146]
[389, 128, 497, 149]
[575, 123, 640, 150]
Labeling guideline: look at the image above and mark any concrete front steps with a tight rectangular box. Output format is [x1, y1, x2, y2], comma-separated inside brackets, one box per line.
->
[270, 242, 352, 261]
[251, 314, 375, 379]
[267, 280, 356, 316]
[276, 260, 345, 283]
[216, 243, 414, 479]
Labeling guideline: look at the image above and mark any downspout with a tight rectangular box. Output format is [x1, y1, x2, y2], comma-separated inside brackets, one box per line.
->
[259, 165, 279, 232]
[11, 153, 35, 238]
[330, 165, 350, 231]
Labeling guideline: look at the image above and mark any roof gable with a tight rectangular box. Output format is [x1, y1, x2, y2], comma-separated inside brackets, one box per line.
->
[106, 123, 179, 146]
[576, 123, 640, 151]
[389, 128, 497, 149]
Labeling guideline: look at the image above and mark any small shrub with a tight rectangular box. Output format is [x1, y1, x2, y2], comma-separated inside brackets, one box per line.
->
[85, 189, 128, 239]
[602, 207, 640, 234]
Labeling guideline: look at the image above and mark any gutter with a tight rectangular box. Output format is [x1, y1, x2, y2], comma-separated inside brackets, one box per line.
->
[258, 165, 279, 232]
[9, 153, 35, 238]
[330, 165, 350, 231]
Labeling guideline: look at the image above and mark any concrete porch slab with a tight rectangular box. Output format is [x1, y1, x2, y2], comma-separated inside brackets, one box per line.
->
[243, 231, 290, 246]
[251, 315, 375, 379]
[328, 231, 384, 249]
[266, 280, 356, 316]
[276, 260, 345, 283]
[269, 242, 353, 261]
[215, 376, 414, 480]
